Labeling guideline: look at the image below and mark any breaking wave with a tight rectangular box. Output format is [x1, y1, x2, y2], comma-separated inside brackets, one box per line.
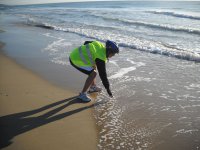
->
[26, 19, 200, 63]
[90, 14, 200, 35]
[147, 10, 200, 20]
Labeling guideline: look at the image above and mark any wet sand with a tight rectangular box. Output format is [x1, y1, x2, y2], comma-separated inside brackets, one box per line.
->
[0, 46, 98, 150]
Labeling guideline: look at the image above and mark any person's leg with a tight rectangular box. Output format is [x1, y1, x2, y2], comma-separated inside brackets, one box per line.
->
[87, 66, 102, 93]
[70, 58, 96, 102]
[81, 70, 97, 93]
[90, 78, 96, 87]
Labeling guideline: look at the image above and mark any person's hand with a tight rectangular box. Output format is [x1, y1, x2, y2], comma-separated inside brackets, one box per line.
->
[107, 88, 113, 98]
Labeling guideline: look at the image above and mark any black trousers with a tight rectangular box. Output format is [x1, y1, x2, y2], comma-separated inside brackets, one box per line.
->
[69, 58, 94, 75]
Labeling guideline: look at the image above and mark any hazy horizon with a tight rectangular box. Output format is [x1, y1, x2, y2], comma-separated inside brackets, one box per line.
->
[1, 0, 200, 6]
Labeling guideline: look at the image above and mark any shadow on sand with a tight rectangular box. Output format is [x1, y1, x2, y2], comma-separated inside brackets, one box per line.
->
[0, 96, 102, 149]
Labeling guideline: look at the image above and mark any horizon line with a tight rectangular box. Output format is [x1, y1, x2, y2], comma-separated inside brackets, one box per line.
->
[1, 0, 200, 6]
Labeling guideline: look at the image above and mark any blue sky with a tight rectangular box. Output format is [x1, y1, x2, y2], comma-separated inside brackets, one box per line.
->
[1, 0, 199, 5]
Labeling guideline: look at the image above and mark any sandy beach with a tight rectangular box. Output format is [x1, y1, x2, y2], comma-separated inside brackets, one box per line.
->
[0, 46, 98, 149]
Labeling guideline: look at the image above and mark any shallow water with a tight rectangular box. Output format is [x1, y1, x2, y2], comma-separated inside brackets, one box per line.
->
[95, 49, 200, 149]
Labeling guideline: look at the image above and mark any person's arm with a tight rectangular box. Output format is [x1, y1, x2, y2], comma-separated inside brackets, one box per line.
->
[95, 58, 113, 97]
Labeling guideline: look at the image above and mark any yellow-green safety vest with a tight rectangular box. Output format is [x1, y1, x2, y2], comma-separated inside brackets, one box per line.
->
[70, 41, 107, 67]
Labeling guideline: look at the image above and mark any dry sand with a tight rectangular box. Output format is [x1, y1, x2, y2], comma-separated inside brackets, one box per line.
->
[0, 48, 98, 150]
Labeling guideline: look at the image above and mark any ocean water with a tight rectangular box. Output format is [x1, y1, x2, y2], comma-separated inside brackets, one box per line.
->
[1, 1, 200, 149]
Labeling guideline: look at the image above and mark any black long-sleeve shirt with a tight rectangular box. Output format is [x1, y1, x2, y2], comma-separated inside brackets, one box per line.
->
[95, 58, 110, 90]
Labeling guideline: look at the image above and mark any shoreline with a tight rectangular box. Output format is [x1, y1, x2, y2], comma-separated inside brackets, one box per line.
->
[0, 45, 98, 149]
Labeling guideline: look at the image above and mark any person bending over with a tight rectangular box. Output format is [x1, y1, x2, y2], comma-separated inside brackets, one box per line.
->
[69, 40, 119, 102]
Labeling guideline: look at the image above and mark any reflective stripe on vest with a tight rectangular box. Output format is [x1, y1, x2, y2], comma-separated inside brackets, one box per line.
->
[78, 46, 88, 65]
[78, 44, 95, 66]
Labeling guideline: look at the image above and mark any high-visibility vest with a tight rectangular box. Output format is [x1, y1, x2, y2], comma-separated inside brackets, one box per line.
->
[70, 41, 107, 67]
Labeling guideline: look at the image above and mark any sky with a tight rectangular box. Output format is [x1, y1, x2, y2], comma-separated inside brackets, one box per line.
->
[0, 0, 199, 5]
[2, 0, 105, 5]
